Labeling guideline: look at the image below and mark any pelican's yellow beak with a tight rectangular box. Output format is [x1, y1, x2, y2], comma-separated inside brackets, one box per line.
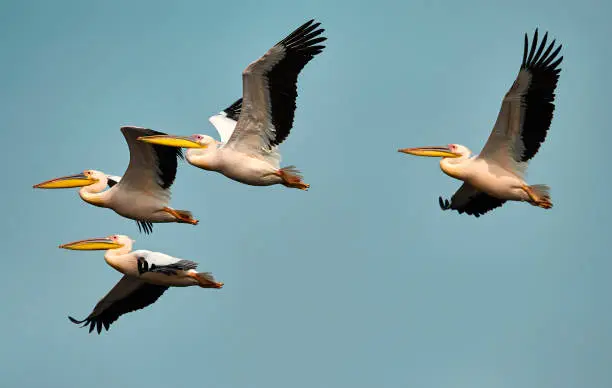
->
[33, 173, 98, 189]
[137, 135, 206, 149]
[59, 237, 124, 251]
[398, 146, 461, 158]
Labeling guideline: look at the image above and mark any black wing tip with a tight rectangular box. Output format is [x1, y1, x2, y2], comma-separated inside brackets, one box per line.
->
[148, 137, 183, 190]
[68, 315, 85, 324]
[438, 195, 504, 218]
[522, 28, 563, 70]
[176, 147, 185, 160]
[299, 19, 319, 30]
[69, 316, 109, 334]
[281, 19, 327, 51]
[121, 125, 153, 134]
[122, 126, 174, 140]
[438, 196, 451, 211]
[136, 220, 154, 234]
[222, 98, 243, 120]
[120, 125, 148, 131]
[224, 98, 243, 111]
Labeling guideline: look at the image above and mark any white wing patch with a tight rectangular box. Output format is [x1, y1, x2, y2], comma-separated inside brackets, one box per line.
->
[209, 112, 238, 145]
[134, 250, 181, 267]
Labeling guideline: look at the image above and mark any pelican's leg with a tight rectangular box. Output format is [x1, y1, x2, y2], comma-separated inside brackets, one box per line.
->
[276, 167, 310, 190]
[162, 207, 199, 225]
[186, 272, 224, 288]
[521, 185, 553, 209]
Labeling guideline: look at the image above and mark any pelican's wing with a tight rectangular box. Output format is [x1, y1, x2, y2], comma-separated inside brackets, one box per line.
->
[209, 98, 242, 144]
[479, 29, 563, 176]
[134, 250, 198, 276]
[226, 19, 326, 153]
[116, 127, 184, 192]
[106, 175, 121, 188]
[439, 183, 506, 217]
[68, 275, 169, 334]
[115, 127, 184, 233]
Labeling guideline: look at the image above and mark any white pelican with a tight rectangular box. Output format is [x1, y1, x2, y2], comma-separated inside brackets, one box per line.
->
[33, 127, 198, 233]
[399, 29, 563, 217]
[138, 19, 327, 191]
[60, 234, 223, 334]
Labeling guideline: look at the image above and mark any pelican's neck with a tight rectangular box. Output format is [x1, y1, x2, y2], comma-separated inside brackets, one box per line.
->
[104, 242, 133, 258]
[79, 179, 109, 207]
[186, 145, 219, 171]
[440, 155, 471, 180]
[104, 242, 134, 273]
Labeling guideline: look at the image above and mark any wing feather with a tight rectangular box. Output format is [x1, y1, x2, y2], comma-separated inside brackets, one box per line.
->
[226, 19, 326, 154]
[68, 276, 169, 334]
[439, 183, 506, 217]
[116, 127, 184, 192]
[479, 29, 563, 174]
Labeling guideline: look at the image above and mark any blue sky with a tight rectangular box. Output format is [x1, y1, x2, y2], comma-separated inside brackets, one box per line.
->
[1, 0, 611, 387]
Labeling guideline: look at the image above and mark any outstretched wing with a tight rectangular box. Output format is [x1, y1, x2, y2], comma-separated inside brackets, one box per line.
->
[227, 19, 326, 154]
[439, 183, 506, 217]
[68, 276, 169, 334]
[479, 29, 563, 177]
[116, 127, 184, 193]
[209, 98, 242, 144]
[114, 127, 185, 234]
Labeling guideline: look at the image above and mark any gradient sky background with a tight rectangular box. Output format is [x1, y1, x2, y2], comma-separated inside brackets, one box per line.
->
[1, 0, 610, 387]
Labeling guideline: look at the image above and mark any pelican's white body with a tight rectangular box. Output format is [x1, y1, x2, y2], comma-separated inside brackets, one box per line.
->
[104, 240, 200, 287]
[78, 173, 178, 222]
[186, 146, 283, 186]
[440, 151, 530, 202]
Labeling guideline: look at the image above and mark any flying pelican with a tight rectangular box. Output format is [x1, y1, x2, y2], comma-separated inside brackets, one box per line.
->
[399, 29, 563, 217]
[60, 234, 223, 334]
[33, 127, 198, 233]
[138, 19, 327, 191]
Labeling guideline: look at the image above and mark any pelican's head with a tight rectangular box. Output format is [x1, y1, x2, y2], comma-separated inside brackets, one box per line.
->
[398, 144, 471, 159]
[59, 234, 134, 251]
[33, 169, 106, 189]
[137, 133, 216, 149]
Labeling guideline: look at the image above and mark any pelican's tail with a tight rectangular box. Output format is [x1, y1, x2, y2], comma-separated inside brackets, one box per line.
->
[529, 184, 552, 209]
[278, 166, 309, 191]
[190, 271, 224, 289]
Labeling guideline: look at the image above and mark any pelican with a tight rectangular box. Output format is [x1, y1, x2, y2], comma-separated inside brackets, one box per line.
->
[33, 127, 198, 233]
[138, 19, 327, 191]
[399, 29, 563, 217]
[60, 234, 223, 334]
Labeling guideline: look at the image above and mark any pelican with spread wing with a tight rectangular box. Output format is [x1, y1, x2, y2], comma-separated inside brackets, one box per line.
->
[60, 234, 223, 334]
[33, 127, 197, 233]
[138, 19, 327, 191]
[399, 29, 563, 217]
